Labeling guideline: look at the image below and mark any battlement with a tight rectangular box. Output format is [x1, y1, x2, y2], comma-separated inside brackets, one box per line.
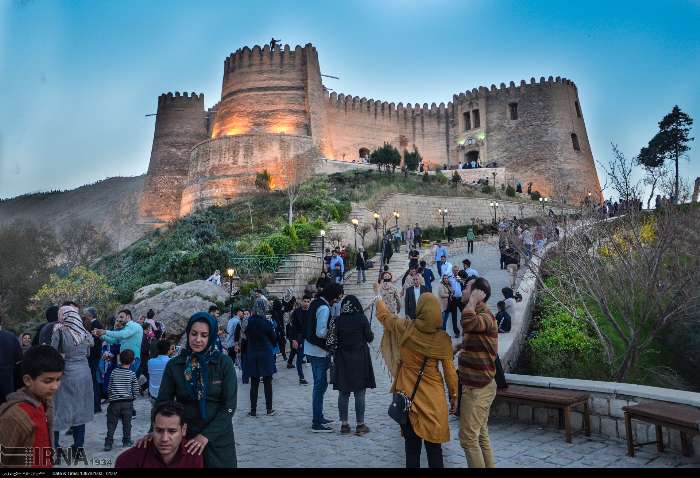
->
[452, 76, 578, 105]
[223, 43, 316, 73]
[157, 91, 205, 108]
[326, 91, 450, 121]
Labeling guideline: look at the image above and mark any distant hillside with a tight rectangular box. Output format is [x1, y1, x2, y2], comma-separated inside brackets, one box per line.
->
[0, 176, 151, 251]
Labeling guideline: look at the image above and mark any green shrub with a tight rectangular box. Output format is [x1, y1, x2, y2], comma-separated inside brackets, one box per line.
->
[422, 172, 430, 182]
[481, 184, 492, 194]
[530, 190, 542, 201]
[255, 241, 275, 257]
[283, 223, 299, 242]
[506, 185, 516, 197]
[266, 234, 294, 255]
[451, 170, 462, 185]
[435, 171, 449, 184]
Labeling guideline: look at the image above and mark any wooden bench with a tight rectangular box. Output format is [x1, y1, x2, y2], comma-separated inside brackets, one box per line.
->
[623, 402, 700, 457]
[496, 385, 591, 443]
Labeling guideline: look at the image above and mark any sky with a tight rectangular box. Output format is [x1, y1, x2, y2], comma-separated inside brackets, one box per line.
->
[0, 0, 699, 201]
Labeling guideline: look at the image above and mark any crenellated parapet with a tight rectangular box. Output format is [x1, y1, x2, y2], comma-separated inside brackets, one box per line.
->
[223, 43, 313, 74]
[157, 91, 205, 107]
[326, 91, 450, 122]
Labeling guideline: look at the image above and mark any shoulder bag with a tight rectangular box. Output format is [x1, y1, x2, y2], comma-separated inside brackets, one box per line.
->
[388, 357, 429, 425]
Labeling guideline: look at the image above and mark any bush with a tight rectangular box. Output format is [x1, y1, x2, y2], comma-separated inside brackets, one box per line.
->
[254, 241, 275, 257]
[451, 170, 462, 185]
[266, 234, 294, 256]
[422, 172, 430, 182]
[530, 190, 542, 201]
[435, 171, 449, 184]
[255, 170, 271, 191]
[527, 294, 609, 380]
[506, 185, 516, 197]
[481, 184, 492, 194]
[404, 147, 421, 171]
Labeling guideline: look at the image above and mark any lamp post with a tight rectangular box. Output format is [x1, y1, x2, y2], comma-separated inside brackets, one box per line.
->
[489, 201, 499, 224]
[393, 210, 400, 228]
[438, 208, 448, 238]
[320, 229, 326, 273]
[226, 268, 236, 316]
[351, 218, 359, 260]
[539, 197, 549, 213]
[373, 212, 380, 252]
[492, 171, 497, 190]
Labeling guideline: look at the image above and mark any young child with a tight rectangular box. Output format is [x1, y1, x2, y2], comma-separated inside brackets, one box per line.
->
[495, 301, 512, 333]
[333, 263, 344, 285]
[0, 345, 65, 468]
[104, 349, 139, 451]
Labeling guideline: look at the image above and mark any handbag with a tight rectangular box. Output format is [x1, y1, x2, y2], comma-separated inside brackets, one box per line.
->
[388, 357, 429, 425]
[495, 355, 508, 389]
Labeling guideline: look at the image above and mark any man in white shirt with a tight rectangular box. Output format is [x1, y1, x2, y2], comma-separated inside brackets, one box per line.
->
[147, 339, 171, 402]
[462, 258, 480, 278]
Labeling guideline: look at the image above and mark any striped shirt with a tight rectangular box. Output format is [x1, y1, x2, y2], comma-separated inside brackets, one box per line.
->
[108, 367, 139, 402]
[458, 303, 498, 388]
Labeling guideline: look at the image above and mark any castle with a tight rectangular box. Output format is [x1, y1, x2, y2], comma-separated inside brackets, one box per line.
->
[139, 43, 602, 224]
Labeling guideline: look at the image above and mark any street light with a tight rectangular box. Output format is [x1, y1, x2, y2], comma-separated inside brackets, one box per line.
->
[226, 268, 236, 316]
[373, 212, 380, 252]
[320, 229, 326, 273]
[489, 201, 499, 224]
[351, 218, 359, 260]
[438, 208, 448, 238]
[393, 210, 400, 228]
[539, 197, 549, 213]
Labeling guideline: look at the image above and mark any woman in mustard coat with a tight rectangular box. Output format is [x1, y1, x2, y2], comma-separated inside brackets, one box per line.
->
[375, 291, 458, 468]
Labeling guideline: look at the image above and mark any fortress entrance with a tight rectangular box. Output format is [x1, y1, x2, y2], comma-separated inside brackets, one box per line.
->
[464, 150, 480, 168]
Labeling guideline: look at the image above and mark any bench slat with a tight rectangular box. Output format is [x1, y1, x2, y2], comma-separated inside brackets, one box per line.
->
[497, 385, 590, 405]
[623, 403, 700, 431]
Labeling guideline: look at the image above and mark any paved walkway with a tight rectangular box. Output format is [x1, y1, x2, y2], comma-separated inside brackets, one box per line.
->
[67, 239, 697, 468]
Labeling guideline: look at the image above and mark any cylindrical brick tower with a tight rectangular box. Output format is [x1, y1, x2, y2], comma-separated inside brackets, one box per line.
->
[139, 92, 208, 223]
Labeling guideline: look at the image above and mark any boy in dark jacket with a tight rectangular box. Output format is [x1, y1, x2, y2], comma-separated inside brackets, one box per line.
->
[0, 345, 64, 468]
[495, 301, 512, 333]
[286, 294, 311, 384]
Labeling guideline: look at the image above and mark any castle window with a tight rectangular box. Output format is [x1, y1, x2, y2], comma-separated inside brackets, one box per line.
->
[463, 112, 471, 131]
[571, 133, 581, 151]
[472, 109, 480, 128]
[575, 101, 582, 118]
[509, 102, 518, 120]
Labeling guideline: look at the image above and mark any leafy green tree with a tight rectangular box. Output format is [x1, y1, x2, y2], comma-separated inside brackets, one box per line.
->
[506, 185, 516, 197]
[255, 170, 272, 192]
[451, 170, 462, 185]
[404, 147, 421, 172]
[30, 266, 117, 318]
[639, 106, 694, 204]
[369, 143, 401, 173]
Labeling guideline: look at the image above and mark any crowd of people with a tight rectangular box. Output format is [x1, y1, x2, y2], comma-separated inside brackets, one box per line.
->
[0, 224, 537, 470]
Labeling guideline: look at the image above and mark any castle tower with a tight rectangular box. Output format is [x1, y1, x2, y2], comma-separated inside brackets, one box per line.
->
[139, 92, 208, 224]
[451, 77, 602, 203]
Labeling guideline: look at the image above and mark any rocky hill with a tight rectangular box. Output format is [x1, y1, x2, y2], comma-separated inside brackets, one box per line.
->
[0, 175, 150, 251]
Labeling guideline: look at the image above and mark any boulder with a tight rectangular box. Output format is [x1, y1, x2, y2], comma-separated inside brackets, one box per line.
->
[132, 281, 177, 303]
[124, 280, 229, 334]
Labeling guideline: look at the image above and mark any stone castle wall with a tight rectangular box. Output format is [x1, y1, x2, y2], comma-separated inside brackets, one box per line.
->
[139, 92, 208, 223]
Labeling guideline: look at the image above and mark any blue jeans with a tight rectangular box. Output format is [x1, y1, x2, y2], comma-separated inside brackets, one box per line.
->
[308, 355, 330, 427]
[129, 357, 141, 374]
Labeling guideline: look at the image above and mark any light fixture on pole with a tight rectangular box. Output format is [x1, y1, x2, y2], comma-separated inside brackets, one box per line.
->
[351, 218, 359, 258]
[373, 212, 380, 252]
[489, 201, 499, 224]
[320, 229, 326, 273]
[226, 268, 236, 316]
[393, 210, 400, 228]
[438, 208, 448, 238]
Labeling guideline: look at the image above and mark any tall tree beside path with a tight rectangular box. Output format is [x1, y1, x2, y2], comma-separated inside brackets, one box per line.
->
[639, 106, 694, 204]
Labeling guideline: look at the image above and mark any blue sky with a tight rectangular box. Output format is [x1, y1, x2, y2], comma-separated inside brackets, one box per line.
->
[1, 0, 698, 200]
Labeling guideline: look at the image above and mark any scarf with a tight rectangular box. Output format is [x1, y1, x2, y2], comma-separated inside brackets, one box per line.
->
[379, 293, 452, 381]
[340, 295, 364, 316]
[56, 305, 91, 347]
[183, 312, 221, 421]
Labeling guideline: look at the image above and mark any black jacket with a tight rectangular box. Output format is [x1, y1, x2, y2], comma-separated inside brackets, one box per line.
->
[287, 307, 309, 344]
[404, 286, 429, 320]
[333, 313, 376, 393]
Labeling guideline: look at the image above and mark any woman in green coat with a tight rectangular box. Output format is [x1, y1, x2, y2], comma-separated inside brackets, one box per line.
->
[141, 312, 238, 467]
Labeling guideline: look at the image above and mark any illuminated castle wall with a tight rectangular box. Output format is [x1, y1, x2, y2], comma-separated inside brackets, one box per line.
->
[139, 43, 602, 223]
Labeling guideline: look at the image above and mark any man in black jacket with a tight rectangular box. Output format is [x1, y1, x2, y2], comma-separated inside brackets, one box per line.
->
[287, 294, 311, 384]
[403, 274, 429, 320]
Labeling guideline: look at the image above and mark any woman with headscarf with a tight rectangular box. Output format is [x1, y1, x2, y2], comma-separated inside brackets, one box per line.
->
[271, 299, 287, 362]
[374, 289, 458, 468]
[378, 272, 401, 315]
[51, 302, 95, 449]
[241, 299, 277, 417]
[148, 312, 238, 468]
[333, 295, 376, 435]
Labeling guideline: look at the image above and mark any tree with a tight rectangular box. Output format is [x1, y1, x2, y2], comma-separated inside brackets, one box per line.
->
[404, 147, 421, 172]
[357, 224, 372, 248]
[255, 170, 271, 192]
[30, 266, 118, 319]
[282, 147, 320, 225]
[641, 106, 694, 204]
[59, 219, 113, 269]
[598, 143, 641, 204]
[451, 170, 462, 186]
[0, 220, 60, 330]
[534, 205, 700, 382]
[369, 143, 401, 173]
